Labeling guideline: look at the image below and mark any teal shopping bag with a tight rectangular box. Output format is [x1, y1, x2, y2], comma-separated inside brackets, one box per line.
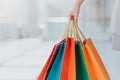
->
[46, 41, 66, 80]
[75, 43, 89, 80]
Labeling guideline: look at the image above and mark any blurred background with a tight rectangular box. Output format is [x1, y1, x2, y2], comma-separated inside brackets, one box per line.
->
[0, 0, 120, 80]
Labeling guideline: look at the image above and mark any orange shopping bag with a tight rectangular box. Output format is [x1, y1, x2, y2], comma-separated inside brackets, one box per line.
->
[60, 38, 76, 80]
[73, 22, 110, 80]
[82, 38, 110, 80]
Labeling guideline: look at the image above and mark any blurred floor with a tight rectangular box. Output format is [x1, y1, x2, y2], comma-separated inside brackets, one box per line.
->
[0, 26, 120, 80]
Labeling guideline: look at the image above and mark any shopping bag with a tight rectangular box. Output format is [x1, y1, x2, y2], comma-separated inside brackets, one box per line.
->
[46, 41, 66, 80]
[82, 38, 110, 80]
[60, 38, 76, 80]
[75, 43, 89, 80]
[82, 46, 97, 80]
[72, 21, 110, 80]
[38, 19, 110, 80]
[37, 40, 64, 80]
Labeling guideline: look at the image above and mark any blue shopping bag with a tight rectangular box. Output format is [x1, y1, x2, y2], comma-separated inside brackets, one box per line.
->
[46, 41, 66, 80]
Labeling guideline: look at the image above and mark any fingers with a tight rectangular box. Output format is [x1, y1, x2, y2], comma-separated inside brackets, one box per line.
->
[68, 13, 74, 22]
[68, 13, 78, 24]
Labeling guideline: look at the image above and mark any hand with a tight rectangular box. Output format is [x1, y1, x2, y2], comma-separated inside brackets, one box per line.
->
[68, 7, 80, 24]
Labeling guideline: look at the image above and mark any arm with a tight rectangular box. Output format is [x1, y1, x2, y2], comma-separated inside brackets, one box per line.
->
[68, 0, 84, 24]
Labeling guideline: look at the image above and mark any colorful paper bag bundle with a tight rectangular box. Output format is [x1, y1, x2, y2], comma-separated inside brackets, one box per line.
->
[37, 20, 110, 80]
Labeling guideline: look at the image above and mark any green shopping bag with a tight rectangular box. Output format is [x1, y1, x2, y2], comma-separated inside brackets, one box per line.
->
[46, 41, 66, 80]
[75, 43, 89, 80]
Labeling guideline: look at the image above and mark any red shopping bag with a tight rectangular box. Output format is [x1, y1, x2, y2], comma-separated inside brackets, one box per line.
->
[60, 38, 76, 80]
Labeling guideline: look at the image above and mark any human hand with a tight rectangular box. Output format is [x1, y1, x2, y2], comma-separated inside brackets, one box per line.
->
[68, 7, 80, 24]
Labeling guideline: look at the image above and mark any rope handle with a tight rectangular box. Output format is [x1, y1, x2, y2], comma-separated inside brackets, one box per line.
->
[63, 20, 86, 43]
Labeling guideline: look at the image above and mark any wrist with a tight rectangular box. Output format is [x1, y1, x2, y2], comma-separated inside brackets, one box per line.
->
[74, 0, 84, 10]
[77, 0, 85, 5]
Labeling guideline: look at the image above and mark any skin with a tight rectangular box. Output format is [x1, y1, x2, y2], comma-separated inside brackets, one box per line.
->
[68, 0, 85, 24]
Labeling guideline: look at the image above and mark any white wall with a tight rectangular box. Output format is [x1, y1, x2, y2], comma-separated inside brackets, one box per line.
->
[0, 0, 39, 40]
[0, 0, 115, 40]
[0, 0, 20, 40]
